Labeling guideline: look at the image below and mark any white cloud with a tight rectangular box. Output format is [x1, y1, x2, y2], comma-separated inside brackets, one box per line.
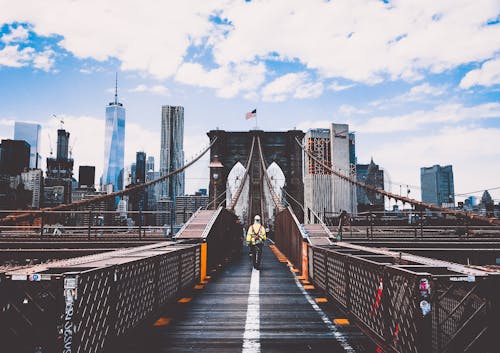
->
[0, 0, 226, 79]
[365, 126, 500, 202]
[460, 57, 500, 89]
[0, 24, 29, 44]
[32, 47, 56, 71]
[0, 45, 34, 67]
[2, 0, 497, 97]
[176, 62, 266, 98]
[352, 102, 500, 133]
[338, 104, 368, 116]
[405, 83, 447, 100]
[215, 0, 500, 84]
[0, 118, 16, 126]
[327, 81, 355, 92]
[129, 84, 170, 96]
[261, 72, 323, 102]
[370, 82, 448, 107]
[295, 120, 332, 131]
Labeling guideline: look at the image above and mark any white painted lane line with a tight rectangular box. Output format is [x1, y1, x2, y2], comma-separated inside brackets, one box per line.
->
[242, 268, 260, 353]
[292, 274, 356, 353]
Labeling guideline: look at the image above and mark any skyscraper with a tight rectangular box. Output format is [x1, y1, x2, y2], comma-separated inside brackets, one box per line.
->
[160, 105, 185, 200]
[21, 169, 43, 208]
[356, 158, 385, 212]
[303, 124, 357, 222]
[0, 139, 30, 176]
[303, 128, 332, 221]
[45, 127, 74, 205]
[102, 74, 125, 192]
[79, 166, 95, 188]
[46, 129, 73, 180]
[14, 122, 42, 169]
[146, 156, 155, 172]
[420, 164, 455, 207]
[330, 123, 356, 214]
[136, 151, 146, 184]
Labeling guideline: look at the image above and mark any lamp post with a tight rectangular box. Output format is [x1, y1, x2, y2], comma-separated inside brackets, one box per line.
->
[209, 155, 224, 210]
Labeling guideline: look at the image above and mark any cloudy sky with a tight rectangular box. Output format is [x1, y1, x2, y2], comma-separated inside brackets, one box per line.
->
[0, 0, 499, 203]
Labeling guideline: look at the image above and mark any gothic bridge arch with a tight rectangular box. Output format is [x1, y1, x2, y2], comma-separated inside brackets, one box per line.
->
[207, 129, 305, 222]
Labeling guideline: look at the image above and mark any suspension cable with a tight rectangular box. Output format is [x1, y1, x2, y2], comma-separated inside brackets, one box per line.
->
[297, 137, 500, 226]
[0, 137, 218, 225]
[256, 136, 285, 211]
[227, 136, 256, 211]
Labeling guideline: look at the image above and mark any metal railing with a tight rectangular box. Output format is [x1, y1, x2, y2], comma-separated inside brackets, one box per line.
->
[274, 206, 308, 273]
[1, 242, 200, 353]
[0, 210, 194, 240]
[309, 245, 498, 353]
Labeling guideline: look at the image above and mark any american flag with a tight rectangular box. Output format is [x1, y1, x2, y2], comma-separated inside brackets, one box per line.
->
[245, 109, 257, 120]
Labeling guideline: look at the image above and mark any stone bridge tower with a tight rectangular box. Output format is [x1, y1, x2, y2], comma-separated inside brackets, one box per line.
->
[207, 129, 305, 223]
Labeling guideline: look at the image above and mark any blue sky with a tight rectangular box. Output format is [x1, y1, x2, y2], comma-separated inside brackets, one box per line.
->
[0, 0, 499, 203]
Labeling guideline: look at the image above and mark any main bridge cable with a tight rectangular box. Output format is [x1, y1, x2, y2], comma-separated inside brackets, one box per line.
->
[296, 137, 500, 226]
[227, 136, 256, 212]
[0, 137, 218, 226]
[256, 136, 285, 213]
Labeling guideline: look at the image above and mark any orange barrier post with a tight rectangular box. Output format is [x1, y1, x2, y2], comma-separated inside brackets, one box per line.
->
[301, 241, 309, 281]
[200, 242, 207, 283]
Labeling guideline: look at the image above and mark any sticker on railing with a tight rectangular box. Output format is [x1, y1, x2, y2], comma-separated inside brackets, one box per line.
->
[449, 275, 475, 282]
[370, 278, 383, 316]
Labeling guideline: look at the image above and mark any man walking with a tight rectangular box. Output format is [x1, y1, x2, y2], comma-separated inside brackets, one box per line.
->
[246, 215, 266, 270]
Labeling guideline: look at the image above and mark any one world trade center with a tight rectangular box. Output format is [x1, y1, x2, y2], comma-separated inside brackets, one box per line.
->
[102, 74, 125, 192]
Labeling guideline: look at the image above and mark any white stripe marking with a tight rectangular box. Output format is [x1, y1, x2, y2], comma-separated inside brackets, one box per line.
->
[292, 274, 356, 353]
[242, 268, 260, 353]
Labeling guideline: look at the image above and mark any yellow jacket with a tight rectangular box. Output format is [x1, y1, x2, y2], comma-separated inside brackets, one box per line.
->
[246, 223, 266, 245]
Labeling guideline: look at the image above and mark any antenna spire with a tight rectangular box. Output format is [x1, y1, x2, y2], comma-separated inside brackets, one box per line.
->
[114, 72, 118, 104]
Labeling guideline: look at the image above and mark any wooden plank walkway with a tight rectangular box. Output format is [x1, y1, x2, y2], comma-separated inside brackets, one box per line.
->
[117, 244, 375, 353]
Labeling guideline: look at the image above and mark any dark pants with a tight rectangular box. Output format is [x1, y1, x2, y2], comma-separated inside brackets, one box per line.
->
[250, 243, 264, 269]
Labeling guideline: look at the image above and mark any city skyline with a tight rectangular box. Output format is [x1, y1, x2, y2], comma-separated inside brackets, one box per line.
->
[0, 1, 499, 201]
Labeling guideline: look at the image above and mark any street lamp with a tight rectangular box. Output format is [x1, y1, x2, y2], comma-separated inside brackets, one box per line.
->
[209, 155, 224, 210]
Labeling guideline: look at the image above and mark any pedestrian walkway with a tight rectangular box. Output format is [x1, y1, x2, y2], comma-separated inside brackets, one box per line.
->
[118, 244, 375, 353]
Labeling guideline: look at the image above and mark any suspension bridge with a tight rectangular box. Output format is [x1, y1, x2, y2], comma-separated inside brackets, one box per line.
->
[1, 129, 499, 353]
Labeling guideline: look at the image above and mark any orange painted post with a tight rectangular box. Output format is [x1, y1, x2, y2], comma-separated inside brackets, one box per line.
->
[200, 242, 207, 283]
[301, 241, 309, 281]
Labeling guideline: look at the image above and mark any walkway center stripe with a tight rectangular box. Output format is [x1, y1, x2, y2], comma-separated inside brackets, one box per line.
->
[242, 268, 260, 353]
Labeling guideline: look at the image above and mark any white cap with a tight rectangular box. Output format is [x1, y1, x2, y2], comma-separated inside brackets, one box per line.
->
[254, 215, 261, 221]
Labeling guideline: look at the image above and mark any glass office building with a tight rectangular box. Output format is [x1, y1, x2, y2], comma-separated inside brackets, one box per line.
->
[14, 122, 42, 169]
[102, 82, 125, 192]
[420, 164, 455, 207]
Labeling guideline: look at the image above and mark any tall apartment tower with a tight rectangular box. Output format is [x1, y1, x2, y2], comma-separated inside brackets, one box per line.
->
[303, 124, 357, 222]
[330, 123, 356, 214]
[420, 164, 455, 207]
[21, 169, 43, 208]
[303, 128, 332, 221]
[102, 74, 126, 192]
[160, 105, 185, 201]
[146, 156, 155, 172]
[14, 122, 42, 169]
[0, 139, 30, 175]
[136, 151, 146, 184]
